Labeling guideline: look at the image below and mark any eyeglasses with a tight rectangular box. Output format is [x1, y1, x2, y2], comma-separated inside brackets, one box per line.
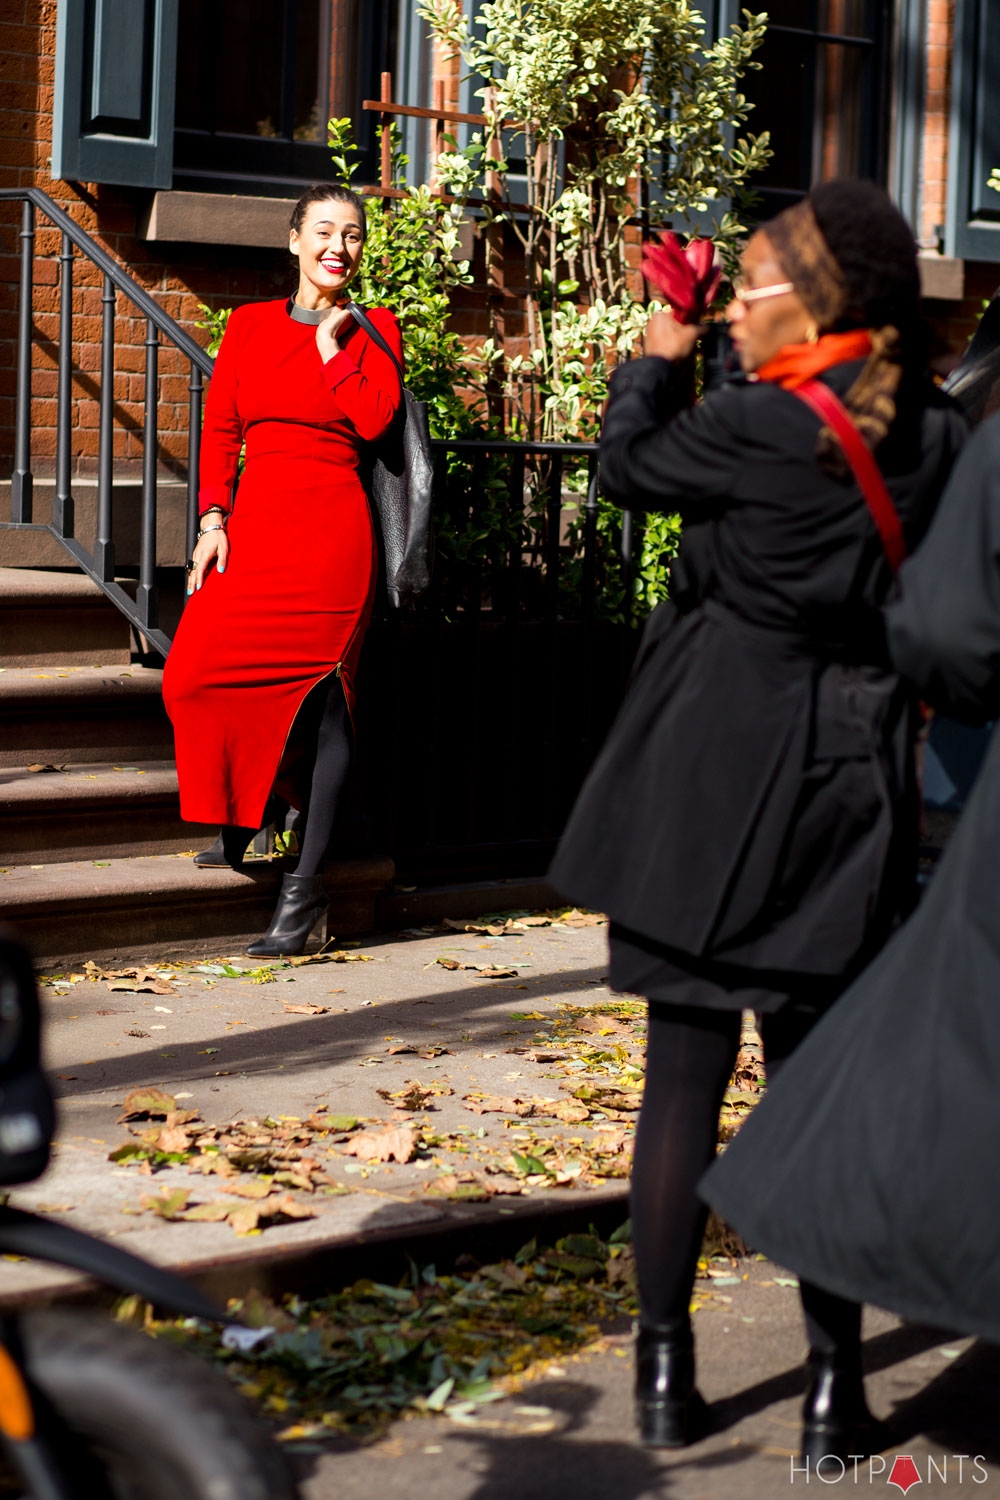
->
[730, 280, 796, 306]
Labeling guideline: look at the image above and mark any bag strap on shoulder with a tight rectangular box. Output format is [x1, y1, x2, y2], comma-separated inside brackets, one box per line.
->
[346, 303, 405, 388]
[792, 377, 906, 574]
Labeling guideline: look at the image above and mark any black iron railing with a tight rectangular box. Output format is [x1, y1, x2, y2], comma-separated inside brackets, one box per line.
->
[430, 439, 643, 623]
[0, 187, 211, 657]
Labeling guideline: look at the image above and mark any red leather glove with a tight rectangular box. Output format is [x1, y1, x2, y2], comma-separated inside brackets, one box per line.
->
[641, 232, 722, 325]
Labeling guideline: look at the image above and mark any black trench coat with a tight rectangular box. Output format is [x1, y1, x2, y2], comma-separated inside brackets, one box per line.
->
[549, 357, 966, 1000]
[703, 415, 1000, 1340]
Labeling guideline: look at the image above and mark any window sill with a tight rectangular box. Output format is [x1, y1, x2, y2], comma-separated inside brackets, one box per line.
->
[140, 190, 296, 248]
[918, 253, 965, 301]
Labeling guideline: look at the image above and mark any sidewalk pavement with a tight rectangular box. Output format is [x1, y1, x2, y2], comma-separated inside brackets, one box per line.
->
[13, 912, 999, 1494]
[295, 1285, 999, 1499]
[10, 914, 627, 1304]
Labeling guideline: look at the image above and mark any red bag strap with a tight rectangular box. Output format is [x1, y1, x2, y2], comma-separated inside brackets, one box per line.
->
[792, 378, 906, 574]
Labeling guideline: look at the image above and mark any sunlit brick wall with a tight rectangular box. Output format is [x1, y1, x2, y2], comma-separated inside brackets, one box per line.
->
[0, 1, 298, 480]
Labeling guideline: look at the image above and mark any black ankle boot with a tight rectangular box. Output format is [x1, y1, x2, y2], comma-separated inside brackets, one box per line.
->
[246, 873, 328, 957]
[635, 1323, 709, 1448]
[194, 825, 257, 869]
[800, 1350, 883, 1464]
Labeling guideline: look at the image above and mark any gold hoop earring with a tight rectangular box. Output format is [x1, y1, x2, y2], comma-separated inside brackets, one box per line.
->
[805, 323, 819, 346]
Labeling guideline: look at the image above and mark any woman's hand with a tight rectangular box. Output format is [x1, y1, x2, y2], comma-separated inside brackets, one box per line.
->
[315, 306, 355, 364]
[187, 526, 229, 595]
[643, 311, 701, 362]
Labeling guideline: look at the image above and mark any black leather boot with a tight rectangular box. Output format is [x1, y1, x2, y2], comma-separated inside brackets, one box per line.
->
[800, 1350, 884, 1464]
[194, 825, 257, 868]
[635, 1322, 709, 1448]
[246, 873, 328, 957]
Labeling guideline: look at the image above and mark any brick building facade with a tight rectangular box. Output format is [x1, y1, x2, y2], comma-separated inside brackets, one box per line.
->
[1, 0, 997, 490]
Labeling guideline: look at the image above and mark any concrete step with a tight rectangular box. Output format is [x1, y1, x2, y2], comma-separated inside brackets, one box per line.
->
[0, 567, 132, 665]
[0, 477, 188, 569]
[0, 664, 173, 767]
[0, 852, 395, 967]
[0, 760, 216, 864]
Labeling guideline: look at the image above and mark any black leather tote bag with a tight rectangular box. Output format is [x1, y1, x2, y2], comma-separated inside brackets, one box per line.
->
[347, 303, 434, 608]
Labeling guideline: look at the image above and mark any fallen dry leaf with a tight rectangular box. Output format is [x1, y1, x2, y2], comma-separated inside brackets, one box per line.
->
[462, 1093, 534, 1117]
[340, 1124, 416, 1164]
[189, 1153, 237, 1177]
[424, 1172, 491, 1201]
[282, 1003, 331, 1016]
[118, 1087, 177, 1122]
[478, 1171, 526, 1195]
[139, 1187, 190, 1220]
[540, 1099, 591, 1125]
[566, 1084, 643, 1112]
[287, 950, 373, 967]
[573, 1016, 631, 1037]
[107, 968, 177, 996]
[155, 1126, 193, 1153]
[473, 966, 519, 980]
[377, 1081, 454, 1112]
[222, 1178, 274, 1199]
[225, 1193, 317, 1236]
[181, 1200, 233, 1223]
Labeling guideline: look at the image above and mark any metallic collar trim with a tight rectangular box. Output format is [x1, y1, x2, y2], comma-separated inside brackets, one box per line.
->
[286, 298, 336, 325]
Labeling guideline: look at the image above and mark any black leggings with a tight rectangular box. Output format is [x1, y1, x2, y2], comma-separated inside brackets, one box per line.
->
[220, 674, 353, 878]
[293, 677, 353, 879]
[632, 1002, 860, 1358]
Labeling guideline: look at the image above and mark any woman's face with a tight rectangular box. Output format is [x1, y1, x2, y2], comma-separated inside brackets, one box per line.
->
[726, 231, 814, 371]
[289, 198, 365, 305]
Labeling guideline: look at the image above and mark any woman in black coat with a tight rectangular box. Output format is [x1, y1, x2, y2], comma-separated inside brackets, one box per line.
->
[549, 180, 967, 1460]
[703, 411, 1000, 1351]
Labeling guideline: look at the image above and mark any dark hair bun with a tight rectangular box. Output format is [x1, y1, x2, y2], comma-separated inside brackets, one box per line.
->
[809, 179, 920, 332]
[290, 183, 368, 241]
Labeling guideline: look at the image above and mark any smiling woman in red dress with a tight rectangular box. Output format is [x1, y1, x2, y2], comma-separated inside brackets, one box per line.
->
[162, 184, 403, 955]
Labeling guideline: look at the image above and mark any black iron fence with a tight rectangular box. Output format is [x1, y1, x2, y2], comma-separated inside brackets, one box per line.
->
[1, 187, 642, 877]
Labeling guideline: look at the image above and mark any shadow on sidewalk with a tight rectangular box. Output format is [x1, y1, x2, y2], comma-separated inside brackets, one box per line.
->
[51, 962, 611, 1101]
[881, 1337, 1000, 1462]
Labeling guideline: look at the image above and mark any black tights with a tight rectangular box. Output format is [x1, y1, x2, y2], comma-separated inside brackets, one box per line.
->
[632, 1002, 860, 1358]
[220, 675, 353, 879]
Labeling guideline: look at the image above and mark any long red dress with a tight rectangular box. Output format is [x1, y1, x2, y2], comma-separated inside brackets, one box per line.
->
[162, 298, 404, 829]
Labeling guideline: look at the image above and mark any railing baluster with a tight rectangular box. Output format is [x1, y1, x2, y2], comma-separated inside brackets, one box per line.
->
[137, 317, 159, 630]
[94, 273, 116, 580]
[186, 362, 203, 570]
[506, 447, 525, 623]
[544, 452, 563, 617]
[10, 198, 35, 522]
[53, 230, 74, 537]
[620, 507, 634, 618]
[582, 456, 599, 622]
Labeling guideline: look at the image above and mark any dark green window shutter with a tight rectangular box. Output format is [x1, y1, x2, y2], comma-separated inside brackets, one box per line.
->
[52, 0, 179, 188]
[947, 0, 1000, 260]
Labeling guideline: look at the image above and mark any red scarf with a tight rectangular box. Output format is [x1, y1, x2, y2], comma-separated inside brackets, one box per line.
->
[755, 330, 873, 389]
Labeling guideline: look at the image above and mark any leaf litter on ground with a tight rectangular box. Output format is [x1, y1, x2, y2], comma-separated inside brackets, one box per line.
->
[134, 1220, 745, 1444]
[93, 912, 762, 1234]
[130, 1225, 643, 1442]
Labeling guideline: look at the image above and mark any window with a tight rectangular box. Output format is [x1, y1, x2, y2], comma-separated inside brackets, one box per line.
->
[947, 0, 1000, 261]
[172, 0, 398, 196]
[737, 1, 890, 218]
